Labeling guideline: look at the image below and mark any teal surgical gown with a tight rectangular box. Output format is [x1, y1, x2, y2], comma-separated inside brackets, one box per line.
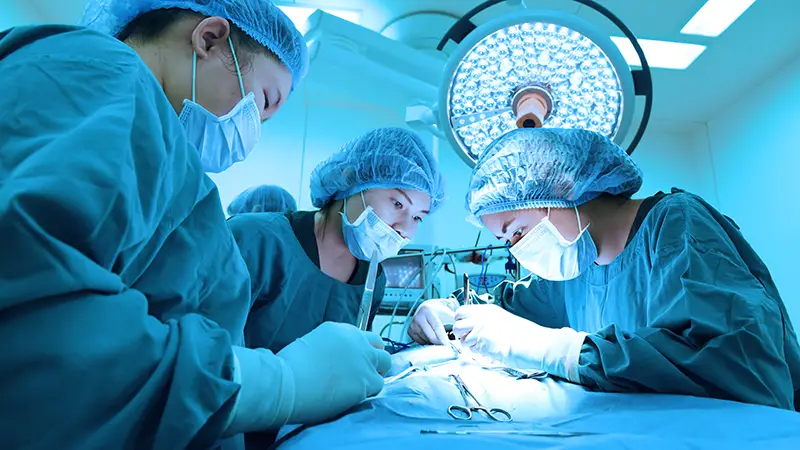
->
[495, 189, 800, 411]
[229, 211, 386, 354]
[0, 26, 253, 448]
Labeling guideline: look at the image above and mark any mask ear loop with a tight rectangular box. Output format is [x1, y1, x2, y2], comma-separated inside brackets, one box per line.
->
[575, 206, 590, 234]
[191, 39, 245, 103]
[191, 52, 197, 102]
[360, 191, 368, 209]
[227, 38, 246, 99]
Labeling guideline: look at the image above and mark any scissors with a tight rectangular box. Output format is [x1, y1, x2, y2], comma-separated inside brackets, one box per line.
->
[356, 250, 379, 331]
[447, 374, 512, 422]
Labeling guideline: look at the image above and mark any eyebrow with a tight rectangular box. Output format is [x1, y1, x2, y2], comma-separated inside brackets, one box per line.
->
[495, 218, 514, 240]
[396, 188, 430, 214]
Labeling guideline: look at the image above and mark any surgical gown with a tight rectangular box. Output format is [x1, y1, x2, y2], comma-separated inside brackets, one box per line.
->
[229, 212, 385, 354]
[495, 189, 800, 411]
[0, 26, 253, 449]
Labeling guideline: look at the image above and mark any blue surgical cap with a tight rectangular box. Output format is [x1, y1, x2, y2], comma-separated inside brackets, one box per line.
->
[227, 185, 297, 215]
[466, 128, 642, 223]
[81, 0, 308, 90]
[310, 127, 445, 213]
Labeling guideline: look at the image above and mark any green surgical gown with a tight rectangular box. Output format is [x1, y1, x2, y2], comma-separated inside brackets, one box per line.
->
[229, 212, 385, 354]
[495, 189, 800, 411]
[0, 26, 253, 448]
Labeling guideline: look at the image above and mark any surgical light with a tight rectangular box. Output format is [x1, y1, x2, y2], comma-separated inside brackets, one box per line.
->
[681, 0, 757, 38]
[436, 0, 653, 167]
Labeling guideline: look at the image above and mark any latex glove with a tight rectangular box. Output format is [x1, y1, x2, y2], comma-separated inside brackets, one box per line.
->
[280, 322, 391, 425]
[407, 298, 459, 345]
[452, 304, 588, 383]
[226, 322, 390, 434]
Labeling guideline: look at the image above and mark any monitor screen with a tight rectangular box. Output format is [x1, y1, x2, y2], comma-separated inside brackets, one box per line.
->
[382, 253, 424, 289]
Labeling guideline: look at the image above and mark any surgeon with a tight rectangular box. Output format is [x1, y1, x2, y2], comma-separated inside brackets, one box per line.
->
[0, 1, 391, 448]
[229, 127, 444, 354]
[228, 185, 298, 215]
[409, 128, 800, 411]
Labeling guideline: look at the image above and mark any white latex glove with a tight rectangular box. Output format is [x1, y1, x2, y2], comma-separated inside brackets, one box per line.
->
[407, 298, 459, 345]
[280, 322, 391, 424]
[452, 304, 588, 383]
[227, 322, 390, 434]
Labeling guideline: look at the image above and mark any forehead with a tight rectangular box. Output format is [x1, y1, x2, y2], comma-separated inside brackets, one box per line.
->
[252, 54, 292, 84]
[481, 209, 547, 233]
[368, 188, 432, 210]
[480, 210, 514, 231]
[404, 189, 432, 209]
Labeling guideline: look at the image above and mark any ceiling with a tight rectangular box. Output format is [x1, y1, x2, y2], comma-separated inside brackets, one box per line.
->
[5, 0, 800, 128]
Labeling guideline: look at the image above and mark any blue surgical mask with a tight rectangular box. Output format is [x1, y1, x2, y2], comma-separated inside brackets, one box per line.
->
[179, 38, 261, 173]
[341, 192, 410, 262]
[509, 207, 598, 281]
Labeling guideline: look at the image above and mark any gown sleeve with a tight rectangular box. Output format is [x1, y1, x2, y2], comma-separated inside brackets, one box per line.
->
[0, 27, 240, 449]
[578, 194, 796, 410]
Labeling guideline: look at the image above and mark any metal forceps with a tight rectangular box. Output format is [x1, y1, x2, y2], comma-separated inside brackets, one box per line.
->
[447, 374, 512, 422]
[463, 273, 472, 305]
[356, 250, 379, 331]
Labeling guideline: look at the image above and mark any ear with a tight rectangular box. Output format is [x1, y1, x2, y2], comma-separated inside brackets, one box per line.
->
[191, 16, 231, 60]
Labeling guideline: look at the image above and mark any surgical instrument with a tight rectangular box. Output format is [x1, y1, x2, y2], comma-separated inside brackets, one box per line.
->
[463, 273, 472, 305]
[356, 250, 379, 331]
[447, 374, 512, 422]
[482, 366, 548, 380]
[384, 360, 456, 384]
[444, 275, 476, 340]
[420, 429, 597, 437]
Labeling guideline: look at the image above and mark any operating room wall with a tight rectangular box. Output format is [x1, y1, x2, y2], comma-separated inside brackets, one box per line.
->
[703, 54, 800, 326]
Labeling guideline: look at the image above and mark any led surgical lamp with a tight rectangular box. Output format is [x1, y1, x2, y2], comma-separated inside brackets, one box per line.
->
[436, 0, 653, 167]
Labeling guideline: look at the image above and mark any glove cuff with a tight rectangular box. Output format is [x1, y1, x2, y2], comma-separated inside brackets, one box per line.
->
[224, 346, 296, 435]
[543, 328, 588, 384]
[441, 296, 460, 311]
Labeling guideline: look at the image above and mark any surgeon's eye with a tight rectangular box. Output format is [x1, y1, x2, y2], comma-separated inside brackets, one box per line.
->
[393, 200, 403, 210]
[414, 216, 423, 223]
[508, 228, 525, 246]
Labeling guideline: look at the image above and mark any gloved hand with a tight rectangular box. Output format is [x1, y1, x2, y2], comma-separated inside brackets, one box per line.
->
[407, 298, 459, 345]
[226, 322, 391, 435]
[280, 322, 391, 425]
[452, 304, 588, 382]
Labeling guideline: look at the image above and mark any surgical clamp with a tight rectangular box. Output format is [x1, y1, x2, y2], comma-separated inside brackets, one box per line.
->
[447, 374, 512, 422]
